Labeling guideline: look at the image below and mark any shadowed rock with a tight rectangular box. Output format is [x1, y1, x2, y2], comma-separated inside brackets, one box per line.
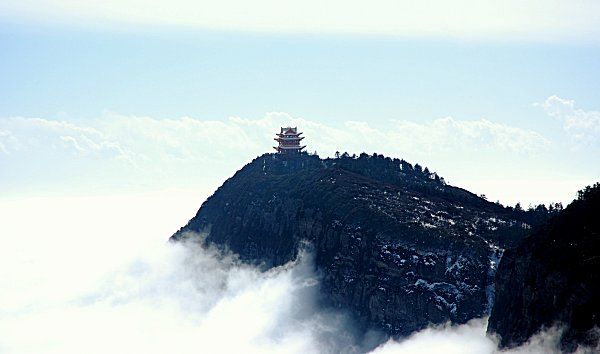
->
[172, 152, 549, 338]
[488, 183, 600, 352]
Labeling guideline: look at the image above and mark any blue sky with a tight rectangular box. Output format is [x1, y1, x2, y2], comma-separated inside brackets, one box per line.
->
[1, 1, 599, 205]
[2, 23, 600, 127]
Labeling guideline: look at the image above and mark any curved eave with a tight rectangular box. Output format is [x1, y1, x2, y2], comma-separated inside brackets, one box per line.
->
[274, 137, 305, 141]
[274, 146, 306, 150]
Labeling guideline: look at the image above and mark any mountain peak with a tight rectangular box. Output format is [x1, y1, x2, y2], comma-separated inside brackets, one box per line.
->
[172, 152, 553, 338]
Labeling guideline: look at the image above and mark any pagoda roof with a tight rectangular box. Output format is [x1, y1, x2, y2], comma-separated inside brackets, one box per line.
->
[280, 126, 299, 134]
[274, 145, 306, 150]
[276, 131, 302, 136]
[274, 136, 304, 141]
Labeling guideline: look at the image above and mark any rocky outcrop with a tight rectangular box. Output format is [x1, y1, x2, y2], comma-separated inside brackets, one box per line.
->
[488, 183, 600, 352]
[172, 153, 547, 337]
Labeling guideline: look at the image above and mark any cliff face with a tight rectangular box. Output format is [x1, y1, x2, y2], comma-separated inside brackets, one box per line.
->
[172, 153, 543, 336]
[488, 184, 600, 352]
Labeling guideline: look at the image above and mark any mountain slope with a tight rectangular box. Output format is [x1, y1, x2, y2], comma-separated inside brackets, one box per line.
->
[172, 153, 547, 336]
[488, 183, 600, 352]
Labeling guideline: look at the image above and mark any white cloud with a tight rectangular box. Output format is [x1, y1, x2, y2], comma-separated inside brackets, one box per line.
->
[393, 117, 550, 155]
[370, 318, 578, 354]
[0, 194, 591, 354]
[227, 113, 550, 157]
[0, 194, 368, 354]
[1, 117, 133, 160]
[371, 319, 497, 354]
[539, 95, 600, 147]
[0, 129, 19, 155]
[2, 112, 548, 165]
[1, 0, 600, 42]
[0, 112, 566, 205]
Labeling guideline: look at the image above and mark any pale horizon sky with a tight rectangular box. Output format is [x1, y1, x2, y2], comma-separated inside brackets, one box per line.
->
[1, 1, 599, 207]
[3, 0, 600, 42]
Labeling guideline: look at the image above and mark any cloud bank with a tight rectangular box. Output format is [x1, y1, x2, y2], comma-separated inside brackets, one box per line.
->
[2, 0, 600, 42]
[539, 95, 600, 148]
[0, 194, 360, 354]
[2, 111, 590, 206]
[1, 113, 548, 159]
[0, 193, 587, 354]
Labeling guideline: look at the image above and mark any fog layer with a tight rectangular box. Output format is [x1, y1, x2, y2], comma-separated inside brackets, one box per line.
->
[0, 193, 575, 353]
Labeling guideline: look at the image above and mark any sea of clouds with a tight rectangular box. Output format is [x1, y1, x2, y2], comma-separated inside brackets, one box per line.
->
[0, 192, 577, 354]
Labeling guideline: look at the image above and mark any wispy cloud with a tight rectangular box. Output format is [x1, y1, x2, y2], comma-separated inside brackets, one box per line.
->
[230, 113, 551, 157]
[2, 0, 600, 42]
[0, 129, 19, 155]
[538, 95, 600, 148]
[1, 112, 549, 165]
[371, 318, 568, 354]
[392, 117, 550, 155]
[1, 112, 566, 204]
[1, 117, 134, 161]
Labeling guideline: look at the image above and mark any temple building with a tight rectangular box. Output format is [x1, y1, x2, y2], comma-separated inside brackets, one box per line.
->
[274, 127, 306, 154]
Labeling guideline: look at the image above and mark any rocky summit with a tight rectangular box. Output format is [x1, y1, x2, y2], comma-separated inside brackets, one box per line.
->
[172, 153, 550, 337]
[488, 183, 600, 352]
